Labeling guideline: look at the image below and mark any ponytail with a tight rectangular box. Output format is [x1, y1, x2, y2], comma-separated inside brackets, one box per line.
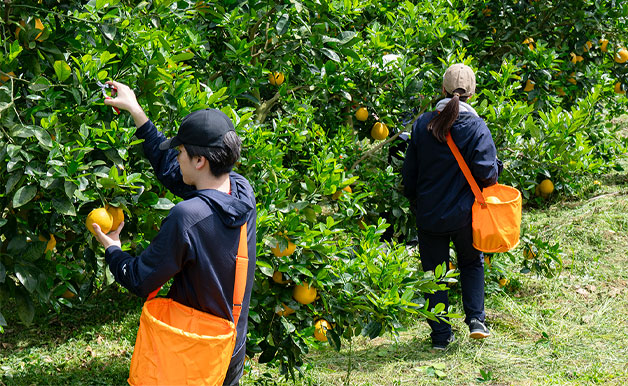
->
[427, 88, 468, 143]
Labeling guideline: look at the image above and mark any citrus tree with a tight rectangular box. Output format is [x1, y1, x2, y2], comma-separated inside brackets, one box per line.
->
[1, 0, 627, 378]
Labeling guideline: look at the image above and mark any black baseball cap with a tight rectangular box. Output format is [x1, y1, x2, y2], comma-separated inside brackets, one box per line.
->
[158, 108, 235, 150]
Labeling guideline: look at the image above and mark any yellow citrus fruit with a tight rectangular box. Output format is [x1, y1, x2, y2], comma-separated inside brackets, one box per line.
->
[85, 208, 113, 235]
[615, 82, 625, 95]
[485, 196, 502, 204]
[584, 41, 593, 52]
[38, 234, 56, 253]
[599, 38, 609, 52]
[268, 72, 285, 86]
[538, 179, 554, 198]
[355, 107, 368, 121]
[293, 282, 317, 305]
[272, 271, 290, 284]
[523, 79, 534, 92]
[615, 48, 628, 63]
[270, 238, 296, 257]
[16, 18, 44, 41]
[106, 205, 124, 230]
[570, 53, 584, 64]
[522, 37, 534, 45]
[276, 303, 295, 316]
[524, 247, 536, 260]
[332, 185, 352, 200]
[371, 122, 389, 140]
[314, 319, 332, 342]
[0, 71, 15, 84]
[593, 180, 601, 185]
[499, 278, 509, 287]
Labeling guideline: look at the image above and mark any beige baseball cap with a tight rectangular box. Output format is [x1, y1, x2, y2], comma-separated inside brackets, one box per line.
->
[442, 63, 476, 97]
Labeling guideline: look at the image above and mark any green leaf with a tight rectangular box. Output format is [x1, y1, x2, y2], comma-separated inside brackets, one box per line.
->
[153, 198, 175, 210]
[9, 40, 23, 62]
[12, 185, 37, 208]
[320, 47, 341, 62]
[276, 14, 290, 35]
[52, 196, 76, 216]
[53, 60, 72, 82]
[29, 76, 52, 92]
[171, 52, 194, 62]
[15, 264, 38, 293]
[15, 290, 35, 325]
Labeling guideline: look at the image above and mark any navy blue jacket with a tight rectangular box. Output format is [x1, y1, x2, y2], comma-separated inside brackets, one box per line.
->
[105, 120, 257, 373]
[402, 111, 500, 233]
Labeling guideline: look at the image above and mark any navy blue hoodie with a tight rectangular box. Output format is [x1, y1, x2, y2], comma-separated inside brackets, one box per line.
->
[105, 120, 256, 375]
[402, 111, 500, 233]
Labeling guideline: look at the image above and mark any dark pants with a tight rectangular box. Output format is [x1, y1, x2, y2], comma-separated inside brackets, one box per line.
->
[222, 356, 244, 386]
[418, 224, 485, 344]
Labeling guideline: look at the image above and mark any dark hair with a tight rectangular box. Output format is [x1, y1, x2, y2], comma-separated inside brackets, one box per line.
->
[184, 131, 241, 177]
[427, 88, 469, 143]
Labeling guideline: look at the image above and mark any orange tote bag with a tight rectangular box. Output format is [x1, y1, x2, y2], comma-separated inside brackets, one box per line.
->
[446, 134, 522, 253]
[128, 223, 249, 386]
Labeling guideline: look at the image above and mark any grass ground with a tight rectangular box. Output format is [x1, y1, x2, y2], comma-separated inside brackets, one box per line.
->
[1, 147, 627, 386]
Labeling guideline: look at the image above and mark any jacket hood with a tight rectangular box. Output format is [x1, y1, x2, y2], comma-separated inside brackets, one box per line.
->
[191, 172, 255, 228]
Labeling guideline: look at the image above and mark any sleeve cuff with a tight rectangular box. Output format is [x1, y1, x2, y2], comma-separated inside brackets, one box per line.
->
[104, 245, 122, 263]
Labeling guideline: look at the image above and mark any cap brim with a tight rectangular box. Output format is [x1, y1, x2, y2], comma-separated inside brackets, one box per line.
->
[158, 137, 181, 150]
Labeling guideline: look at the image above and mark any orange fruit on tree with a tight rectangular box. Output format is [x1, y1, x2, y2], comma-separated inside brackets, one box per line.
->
[615, 82, 625, 95]
[16, 18, 44, 41]
[85, 207, 113, 235]
[332, 185, 352, 200]
[293, 282, 317, 305]
[268, 72, 285, 86]
[583, 41, 593, 52]
[106, 204, 124, 230]
[276, 303, 295, 316]
[599, 38, 609, 52]
[0, 71, 15, 84]
[314, 319, 332, 342]
[355, 107, 368, 121]
[538, 179, 554, 198]
[270, 238, 296, 257]
[614, 48, 628, 63]
[371, 122, 389, 140]
[38, 234, 56, 253]
[272, 271, 291, 284]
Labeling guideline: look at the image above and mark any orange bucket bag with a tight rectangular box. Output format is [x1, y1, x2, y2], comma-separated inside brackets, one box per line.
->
[128, 223, 249, 386]
[446, 134, 522, 253]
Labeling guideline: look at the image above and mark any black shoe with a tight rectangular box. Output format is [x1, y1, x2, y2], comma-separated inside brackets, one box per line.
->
[469, 318, 490, 339]
[432, 333, 455, 350]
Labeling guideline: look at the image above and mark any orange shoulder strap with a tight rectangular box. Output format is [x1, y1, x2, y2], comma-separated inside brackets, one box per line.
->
[446, 133, 486, 206]
[232, 222, 249, 328]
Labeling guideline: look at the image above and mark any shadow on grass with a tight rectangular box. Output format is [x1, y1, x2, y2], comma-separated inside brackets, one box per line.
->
[1, 287, 143, 384]
[305, 329, 464, 375]
[1, 355, 130, 386]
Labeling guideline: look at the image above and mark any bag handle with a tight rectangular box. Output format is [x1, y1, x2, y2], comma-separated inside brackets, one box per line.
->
[445, 133, 487, 207]
[146, 223, 249, 328]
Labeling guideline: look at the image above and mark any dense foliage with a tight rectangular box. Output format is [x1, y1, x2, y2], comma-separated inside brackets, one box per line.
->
[1, 0, 627, 377]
